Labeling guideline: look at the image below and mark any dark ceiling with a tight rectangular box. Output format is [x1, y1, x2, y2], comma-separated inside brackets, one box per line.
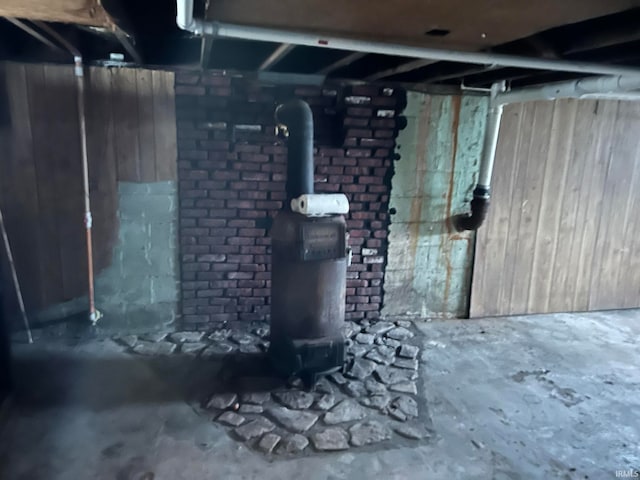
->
[1, 1, 640, 90]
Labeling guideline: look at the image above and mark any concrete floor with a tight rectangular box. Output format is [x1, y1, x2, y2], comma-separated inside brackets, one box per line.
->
[1, 310, 639, 479]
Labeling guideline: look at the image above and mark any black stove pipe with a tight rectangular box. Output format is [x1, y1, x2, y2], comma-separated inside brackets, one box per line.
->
[275, 99, 314, 203]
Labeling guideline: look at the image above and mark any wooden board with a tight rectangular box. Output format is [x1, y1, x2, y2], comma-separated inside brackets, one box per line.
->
[208, 0, 637, 51]
[0, 62, 177, 314]
[471, 98, 640, 317]
[0, 0, 115, 28]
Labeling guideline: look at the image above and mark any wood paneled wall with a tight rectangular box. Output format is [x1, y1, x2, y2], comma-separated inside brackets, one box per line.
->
[0, 63, 176, 313]
[471, 99, 640, 317]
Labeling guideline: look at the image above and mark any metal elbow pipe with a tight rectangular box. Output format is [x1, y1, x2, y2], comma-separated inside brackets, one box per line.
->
[455, 187, 490, 231]
[275, 99, 315, 202]
[456, 83, 504, 231]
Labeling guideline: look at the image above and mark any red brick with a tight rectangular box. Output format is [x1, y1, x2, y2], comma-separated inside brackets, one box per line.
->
[227, 255, 254, 263]
[346, 149, 372, 158]
[196, 199, 225, 208]
[232, 162, 262, 171]
[347, 107, 373, 117]
[374, 129, 394, 138]
[227, 272, 254, 280]
[240, 190, 268, 200]
[208, 209, 238, 218]
[358, 175, 384, 185]
[256, 201, 281, 210]
[240, 264, 266, 272]
[342, 184, 367, 193]
[199, 181, 229, 190]
[198, 218, 227, 227]
[196, 272, 226, 280]
[346, 128, 372, 138]
[197, 254, 226, 262]
[212, 263, 238, 271]
[239, 228, 266, 236]
[238, 280, 265, 288]
[227, 288, 253, 296]
[213, 170, 239, 180]
[228, 219, 255, 227]
[239, 153, 269, 163]
[317, 165, 345, 175]
[230, 181, 258, 190]
[210, 280, 238, 288]
[360, 138, 393, 148]
[344, 117, 370, 127]
[356, 303, 379, 311]
[357, 287, 381, 295]
[227, 199, 255, 209]
[371, 96, 396, 107]
[228, 237, 255, 245]
[370, 118, 396, 128]
[210, 246, 240, 253]
[200, 140, 229, 150]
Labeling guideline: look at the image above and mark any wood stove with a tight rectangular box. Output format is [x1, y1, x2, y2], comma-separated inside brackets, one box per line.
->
[269, 99, 349, 386]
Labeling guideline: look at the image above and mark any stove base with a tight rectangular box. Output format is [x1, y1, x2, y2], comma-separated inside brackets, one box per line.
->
[268, 336, 346, 387]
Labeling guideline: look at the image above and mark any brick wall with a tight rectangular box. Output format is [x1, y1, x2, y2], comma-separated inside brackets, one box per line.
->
[175, 71, 406, 330]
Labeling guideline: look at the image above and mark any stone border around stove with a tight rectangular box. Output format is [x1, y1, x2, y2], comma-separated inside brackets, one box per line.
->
[114, 319, 434, 458]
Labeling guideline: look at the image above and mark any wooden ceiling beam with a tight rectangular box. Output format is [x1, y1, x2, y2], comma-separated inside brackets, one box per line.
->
[316, 52, 366, 75]
[562, 27, 640, 55]
[3, 18, 66, 54]
[424, 65, 498, 84]
[114, 28, 142, 65]
[200, 36, 215, 69]
[365, 59, 436, 81]
[259, 43, 294, 71]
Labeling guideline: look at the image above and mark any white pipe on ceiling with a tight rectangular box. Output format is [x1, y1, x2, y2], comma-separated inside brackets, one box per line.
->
[175, 0, 640, 78]
[496, 75, 640, 104]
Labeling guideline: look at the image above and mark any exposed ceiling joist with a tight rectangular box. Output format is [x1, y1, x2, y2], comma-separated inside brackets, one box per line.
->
[563, 27, 640, 55]
[200, 36, 215, 69]
[32, 20, 80, 57]
[4, 18, 66, 54]
[426, 65, 497, 84]
[317, 52, 366, 75]
[0, 0, 116, 28]
[259, 43, 294, 71]
[114, 28, 142, 64]
[365, 59, 435, 81]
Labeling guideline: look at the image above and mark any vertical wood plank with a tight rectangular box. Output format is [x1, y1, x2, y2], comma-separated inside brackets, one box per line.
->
[572, 100, 618, 310]
[589, 101, 639, 310]
[87, 66, 118, 272]
[1, 63, 45, 311]
[42, 64, 85, 301]
[509, 100, 554, 315]
[618, 102, 640, 308]
[111, 68, 140, 181]
[25, 64, 66, 306]
[527, 100, 575, 313]
[499, 102, 537, 316]
[152, 70, 178, 181]
[135, 69, 157, 182]
[470, 103, 523, 317]
[547, 99, 588, 312]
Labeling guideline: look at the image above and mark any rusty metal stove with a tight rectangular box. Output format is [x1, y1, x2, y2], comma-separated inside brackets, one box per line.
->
[268, 99, 349, 386]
